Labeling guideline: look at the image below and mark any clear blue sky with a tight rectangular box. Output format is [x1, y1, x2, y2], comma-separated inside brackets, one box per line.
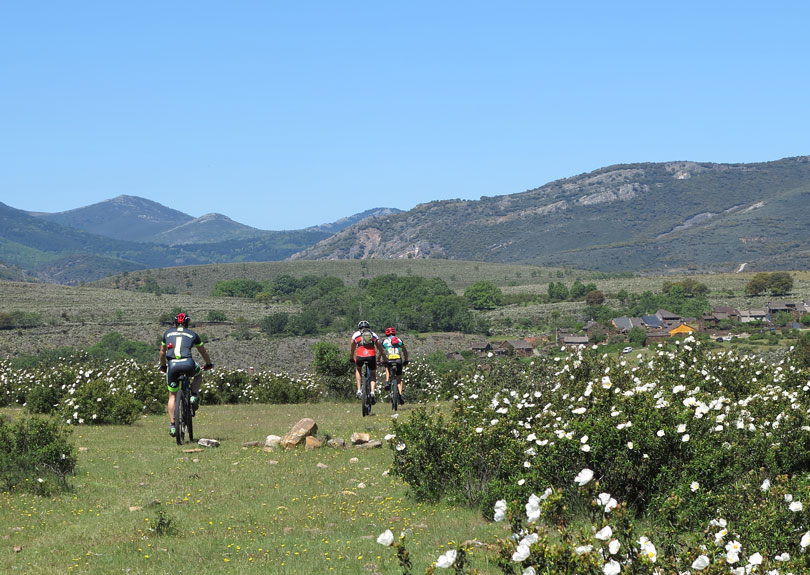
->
[2, 2, 808, 230]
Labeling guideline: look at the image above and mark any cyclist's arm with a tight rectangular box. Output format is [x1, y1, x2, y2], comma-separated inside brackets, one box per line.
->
[198, 345, 212, 366]
[402, 344, 409, 363]
[349, 340, 357, 362]
[375, 339, 387, 361]
[159, 344, 167, 369]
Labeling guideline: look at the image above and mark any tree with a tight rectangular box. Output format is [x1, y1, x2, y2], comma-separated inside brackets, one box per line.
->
[584, 290, 605, 306]
[745, 273, 771, 296]
[617, 289, 629, 304]
[768, 272, 794, 296]
[548, 282, 569, 302]
[570, 280, 588, 299]
[464, 281, 503, 310]
[628, 327, 647, 346]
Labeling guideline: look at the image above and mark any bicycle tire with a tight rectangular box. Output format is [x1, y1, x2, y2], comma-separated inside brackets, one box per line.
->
[389, 363, 400, 411]
[184, 387, 194, 443]
[174, 383, 185, 445]
[362, 366, 372, 417]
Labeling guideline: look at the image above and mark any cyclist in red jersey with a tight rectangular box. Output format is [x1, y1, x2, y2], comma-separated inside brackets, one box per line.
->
[349, 320, 386, 402]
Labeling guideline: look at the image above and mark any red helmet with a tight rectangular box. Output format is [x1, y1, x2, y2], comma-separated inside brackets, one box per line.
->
[175, 312, 190, 327]
[385, 327, 396, 336]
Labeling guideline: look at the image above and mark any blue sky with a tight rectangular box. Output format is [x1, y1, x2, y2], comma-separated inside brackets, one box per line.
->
[2, 2, 808, 230]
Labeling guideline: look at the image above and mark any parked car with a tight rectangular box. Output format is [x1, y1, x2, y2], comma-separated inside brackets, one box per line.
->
[622, 346, 633, 354]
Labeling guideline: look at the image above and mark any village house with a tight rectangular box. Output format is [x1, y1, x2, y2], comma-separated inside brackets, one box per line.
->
[739, 309, 768, 323]
[498, 339, 535, 357]
[471, 341, 493, 355]
[561, 335, 589, 349]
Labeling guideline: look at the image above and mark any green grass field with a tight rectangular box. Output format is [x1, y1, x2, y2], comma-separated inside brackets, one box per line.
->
[2, 402, 504, 575]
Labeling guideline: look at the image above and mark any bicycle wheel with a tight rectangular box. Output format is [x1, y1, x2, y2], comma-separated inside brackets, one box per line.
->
[184, 388, 194, 443]
[361, 366, 371, 417]
[174, 383, 185, 445]
[390, 365, 400, 411]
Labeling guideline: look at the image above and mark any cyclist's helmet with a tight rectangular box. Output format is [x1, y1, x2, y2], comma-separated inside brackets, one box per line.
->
[385, 327, 396, 336]
[175, 312, 190, 327]
[357, 320, 370, 330]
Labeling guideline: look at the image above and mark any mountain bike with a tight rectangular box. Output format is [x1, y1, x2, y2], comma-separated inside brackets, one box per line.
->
[174, 373, 195, 445]
[361, 363, 373, 417]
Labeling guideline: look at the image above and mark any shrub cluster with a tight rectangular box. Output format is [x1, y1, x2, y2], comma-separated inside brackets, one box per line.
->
[0, 414, 76, 494]
[0, 358, 322, 425]
[390, 337, 810, 571]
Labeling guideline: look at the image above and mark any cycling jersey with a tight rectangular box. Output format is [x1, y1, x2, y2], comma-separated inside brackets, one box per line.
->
[382, 336, 405, 360]
[162, 326, 203, 360]
[352, 329, 379, 358]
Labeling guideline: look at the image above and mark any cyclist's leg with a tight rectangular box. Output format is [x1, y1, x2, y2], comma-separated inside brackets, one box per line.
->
[355, 361, 363, 397]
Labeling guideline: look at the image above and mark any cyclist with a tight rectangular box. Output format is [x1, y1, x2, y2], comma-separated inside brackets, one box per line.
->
[349, 320, 386, 403]
[381, 327, 409, 405]
[159, 312, 213, 437]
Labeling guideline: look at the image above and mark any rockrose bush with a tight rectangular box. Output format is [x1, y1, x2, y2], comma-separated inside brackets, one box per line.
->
[0, 360, 323, 425]
[391, 337, 810, 571]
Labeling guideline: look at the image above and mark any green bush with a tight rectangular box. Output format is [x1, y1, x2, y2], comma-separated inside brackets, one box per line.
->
[60, 378, 143, 425]
[0, 415, 76, 494]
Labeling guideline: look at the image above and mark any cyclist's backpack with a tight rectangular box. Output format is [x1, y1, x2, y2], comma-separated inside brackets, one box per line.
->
[389, 336, 401, 348]
[360, 328, 374, 347]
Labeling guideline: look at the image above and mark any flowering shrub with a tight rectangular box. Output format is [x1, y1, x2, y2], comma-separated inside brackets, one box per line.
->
[0, 414, 76, 494]
[391, 337, 810, 572]
[0, 359, 323, 425]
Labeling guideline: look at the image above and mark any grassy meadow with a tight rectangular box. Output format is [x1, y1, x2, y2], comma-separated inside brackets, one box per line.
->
[2, 401, 503, 575]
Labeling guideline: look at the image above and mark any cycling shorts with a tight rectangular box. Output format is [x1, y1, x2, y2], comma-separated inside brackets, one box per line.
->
[355, 356, 377, 372]
[166, 358, 202, 392]
[387, 358, 403, 377]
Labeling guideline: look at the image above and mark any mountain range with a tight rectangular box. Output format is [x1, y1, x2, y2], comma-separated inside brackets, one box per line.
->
[2, 155, 809, 284]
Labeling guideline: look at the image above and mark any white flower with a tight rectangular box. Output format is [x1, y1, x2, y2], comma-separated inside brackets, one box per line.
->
[802, 531, 810, 548]
[595, 526, 613, 540]
[775, 552, 790, 561]
[574, 544, 593, 555]
[597, 492, 618, 512]
[608, 539, 620, 555]
[512, 544, 530, 562]
[677, 423, 687, 433]
[475, 427, 483, 433]
[603, 559, 620, 575]
[384, 434, 396, 441]
[574, 468, 594, 486]
[790, 501, 803, 512]
[519, 533, 539, 547]
[436, 549, 457, 568]
[396, 443, 406, 451]
[691, 555, 710, 570]
[761, 479, 771, 491]
[656, 429, 665, 437]
[626, 441, 634, 450]
[377, 529, 394, 547]
[526, 494, 542, 523]
[690, 481, 700, 492]
[748, 552, 762, 565]
[682, 434, 690, 442]
[494, 499, 507, 522]
[785, 494, 793, 503]
[639, 538, 657, 563]
[581, 444, 591, 452]
[522, 567, 536, 575]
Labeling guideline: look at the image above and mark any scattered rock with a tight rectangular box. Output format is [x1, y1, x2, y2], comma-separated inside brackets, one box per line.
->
[78, 447, 88, 452]
[282, 418, 318, 449]
[265, 435, 282, 448]
[327, 437, 347, 449]
[242, 441, 262, 447]
[349, 457, 359, 464]
[357, 482, 366, 489]
[317, 463, 328, 469]
[351, 432, 370, 445]
[13, 545, 22, 553]
[198, 439, 220, 448]
[305, 436, 322, 450]
[356, 440, 383, 449]
[129, 506, 142, 512]
[183, 448, 203, 453]
[267, 460, 279, 465]
[192, 458, 200, 463]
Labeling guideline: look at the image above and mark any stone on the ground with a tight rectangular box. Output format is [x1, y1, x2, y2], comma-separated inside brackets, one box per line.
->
[265, 435, 282, 448]
[350, 432, 370, 445]
[198, 438, 220, 448]
[356, 440, 383, 449]
[305, 436, 322, 450]
[282, 418, 318, 449]
[327, 437, 347, 449]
